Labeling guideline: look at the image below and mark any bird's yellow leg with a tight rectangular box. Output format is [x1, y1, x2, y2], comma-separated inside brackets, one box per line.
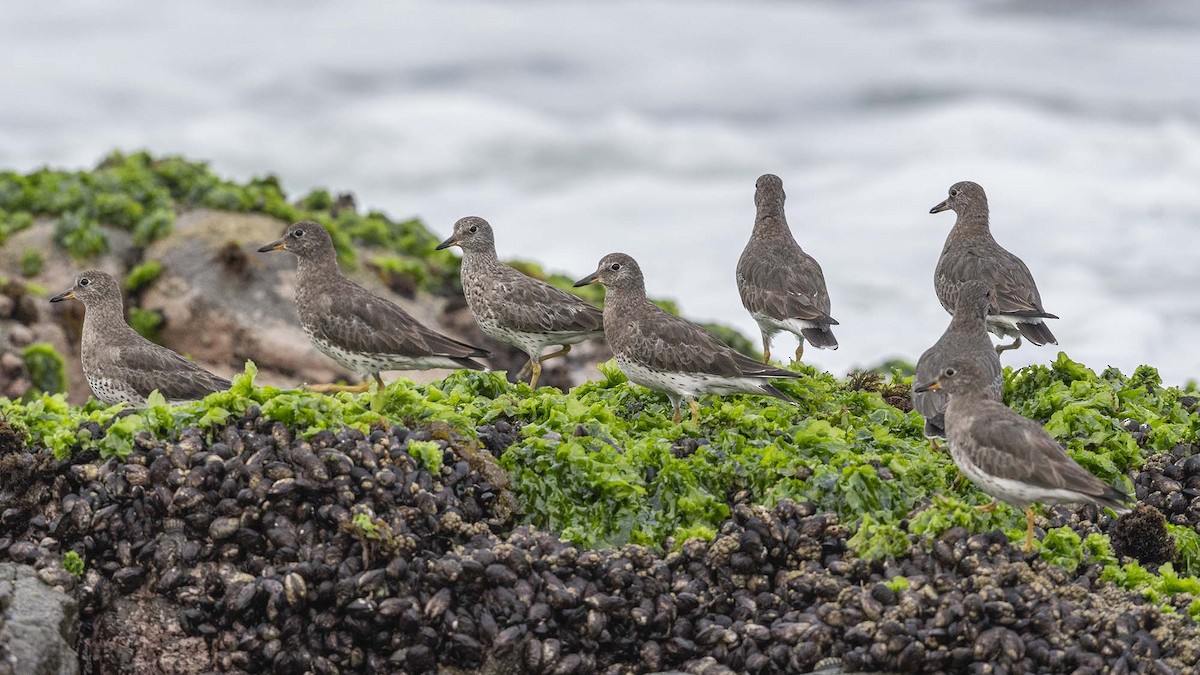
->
[672, 407, 682, 424]
[929, 438, 941, 453]
[794, 341, 805, 362]
[690, 400, 701, 424]
[761, 333, 771, 364]
[529, 361, 542, 389]
[538, 345, 571, 363]
[1023, 506, 1036, 553]
[307, 381, 371, 393]
[974, 500, 999, 513]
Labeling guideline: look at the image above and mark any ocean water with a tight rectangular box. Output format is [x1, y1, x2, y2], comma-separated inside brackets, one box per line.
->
[2, 0, 1199, 383]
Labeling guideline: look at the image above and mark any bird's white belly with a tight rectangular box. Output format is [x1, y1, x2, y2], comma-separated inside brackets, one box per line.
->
[476, 315, 595, 360]
[950, 443, 1086, 507]
[617, 358, 761, 399]
[752, 312, 823, 337]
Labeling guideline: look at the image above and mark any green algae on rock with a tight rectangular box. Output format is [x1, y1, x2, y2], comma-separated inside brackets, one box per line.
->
[3, 354, 1199, 618]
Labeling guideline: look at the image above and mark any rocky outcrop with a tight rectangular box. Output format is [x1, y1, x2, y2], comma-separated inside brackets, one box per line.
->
[0, 563, 79, 675]
[2, 209, 610, 404]
[85, 596, 210, 675]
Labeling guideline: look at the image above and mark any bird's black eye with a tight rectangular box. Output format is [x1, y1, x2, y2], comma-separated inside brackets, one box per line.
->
[79, 278, 90, 287]
[944, 367, 956, 377]
[950, 189, 959, 197]
[468, 224, 478, 233]
[292, 229, 305, 238]
[610, 263, 621, 271]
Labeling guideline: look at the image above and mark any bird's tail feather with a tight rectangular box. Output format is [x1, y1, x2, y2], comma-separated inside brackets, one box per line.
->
[1094, 486, 1132, 514]
[923, 417, 945, 440]
[1016, 321, 1057, 346]
[801, 327, 839, 350]
[759, 382, 796, 404]
[452, 356, 489, 371]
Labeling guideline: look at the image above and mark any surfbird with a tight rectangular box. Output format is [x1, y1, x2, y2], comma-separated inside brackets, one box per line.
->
[49, 270, 230, 405]
[737, 174, 838, 363]
[574, 252, 801, 423]
[930, 181, 1058, 354]
[914, 358, 1130, 552]
[435, 217, 604, 388]
[913, 280, 1003, 451]
[258, 222, 489, 391]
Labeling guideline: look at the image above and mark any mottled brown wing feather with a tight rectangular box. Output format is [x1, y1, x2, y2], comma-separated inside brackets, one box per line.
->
[313, 286, 486, 359]
[961, 409, 1113, 497]
[625, 305, 800, 379]
[487, 266, 604, 334]
[117, 342, 231, 401]
[937, 247, 1049, 316]
[737, 244, 833, 322]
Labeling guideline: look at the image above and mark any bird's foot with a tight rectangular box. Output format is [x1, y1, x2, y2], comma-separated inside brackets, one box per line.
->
[689, 400, 701, 425]
[974, 501, 999, 514]
[995, 336, 1023, 355]
[1022, 506, 1036, 553]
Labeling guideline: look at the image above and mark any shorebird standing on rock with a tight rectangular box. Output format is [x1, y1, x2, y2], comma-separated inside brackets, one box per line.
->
[930, 181, 1058, 354]
[258, 222, 489, 391]
[50, 270, 230, 405]
[736, 174, 838, 364]
[914, 358, 1130, 552]
[575, 252, 801, 424]
[436, 216, 604, 389]
[913, 280, 1004, 451]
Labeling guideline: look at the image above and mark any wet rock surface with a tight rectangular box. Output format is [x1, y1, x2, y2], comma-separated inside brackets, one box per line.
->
[0, 409, 1198, 673]
[0, 562, 80, 675]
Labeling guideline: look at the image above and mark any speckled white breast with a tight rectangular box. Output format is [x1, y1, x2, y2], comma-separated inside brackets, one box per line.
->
[617, 358, 766, 401]
[86, 375, 145, 407]
[476, 315, 596, 360]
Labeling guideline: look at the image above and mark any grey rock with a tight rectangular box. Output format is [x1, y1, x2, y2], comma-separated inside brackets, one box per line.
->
[0, 563, 79, 675]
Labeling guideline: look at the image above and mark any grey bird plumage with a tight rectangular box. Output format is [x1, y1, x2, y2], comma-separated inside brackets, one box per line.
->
[914, 358, 1129, 551]
[930, 181, 1058, 354]
[435, 216, 604, 388]
[258, 222, 488, 388]
[49, 270, 230, 405]
[913, 280, 1004, 445]
[737, 174, 838, 363]
[575, 252, 801, 423]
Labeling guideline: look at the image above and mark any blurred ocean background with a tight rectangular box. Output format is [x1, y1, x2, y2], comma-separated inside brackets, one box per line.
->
[2, 0, 1199, 383]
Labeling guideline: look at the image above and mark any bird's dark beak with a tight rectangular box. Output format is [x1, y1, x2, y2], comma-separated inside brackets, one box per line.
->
[913, 378, 941, 393]
[257, 240, 286, 253]
[434, 235, 458, 251]
[49, 289, 76, 303]
[573, 271, 602, 288]
[929, 199, 950, 214]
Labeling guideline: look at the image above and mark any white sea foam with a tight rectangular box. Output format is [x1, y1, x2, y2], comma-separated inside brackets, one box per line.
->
[1, 0, 1198, 382]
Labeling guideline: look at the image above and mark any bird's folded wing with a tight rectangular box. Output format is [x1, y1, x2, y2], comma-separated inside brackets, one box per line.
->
[737, 251, 834, 322]
[116, 342, 231, 400]
[313, 290, 484, 358]
[487, 268, 604, 334]
[625, 307, 799, 379]
[939, 248, 1048, 316]
[964, 413, 1111, 496]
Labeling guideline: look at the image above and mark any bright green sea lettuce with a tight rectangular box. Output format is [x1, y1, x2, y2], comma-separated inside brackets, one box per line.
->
[2, 353, 1198, 615]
